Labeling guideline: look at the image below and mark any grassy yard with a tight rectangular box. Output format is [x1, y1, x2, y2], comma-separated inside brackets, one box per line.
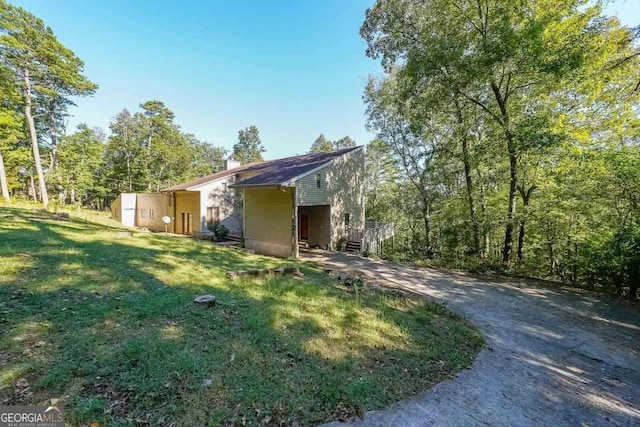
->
[0, 205, 483, 426]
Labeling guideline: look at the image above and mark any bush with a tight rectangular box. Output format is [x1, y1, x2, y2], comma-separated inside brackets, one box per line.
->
[206, 220, 229, 241]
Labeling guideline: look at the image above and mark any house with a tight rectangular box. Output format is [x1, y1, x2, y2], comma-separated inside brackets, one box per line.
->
[110, 192, 173, 231]
[111, 146, 392, 258]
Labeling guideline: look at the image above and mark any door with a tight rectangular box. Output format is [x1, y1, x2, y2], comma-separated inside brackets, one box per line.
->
[181, 213, 192, 235]
[299, 213, 309, 240]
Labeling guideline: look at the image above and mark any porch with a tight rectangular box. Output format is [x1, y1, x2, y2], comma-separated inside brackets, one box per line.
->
[347, 221, 395, 254]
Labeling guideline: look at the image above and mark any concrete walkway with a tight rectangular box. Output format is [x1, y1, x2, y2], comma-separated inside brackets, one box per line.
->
[301, 250, 640, 427]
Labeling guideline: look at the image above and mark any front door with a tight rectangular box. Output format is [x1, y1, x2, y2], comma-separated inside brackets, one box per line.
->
[298, 213, 309, 240]
[181, 212, 192, 235]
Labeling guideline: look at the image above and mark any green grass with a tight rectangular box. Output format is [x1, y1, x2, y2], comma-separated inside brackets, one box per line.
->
[0, 204, 483, 426]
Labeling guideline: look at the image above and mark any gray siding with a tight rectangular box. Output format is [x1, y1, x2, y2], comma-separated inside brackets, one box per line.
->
[296, 166, 329, 206]
[293, 147, 365, 249]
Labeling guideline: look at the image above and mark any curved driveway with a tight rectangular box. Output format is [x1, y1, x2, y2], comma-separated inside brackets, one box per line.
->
[302, 250, 640, 427]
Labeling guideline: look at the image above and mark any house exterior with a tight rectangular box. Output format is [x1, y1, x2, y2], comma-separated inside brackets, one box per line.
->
[110, 193, 173, 231]
[110, 146, 374, 258]
[233, 146, 365, 257]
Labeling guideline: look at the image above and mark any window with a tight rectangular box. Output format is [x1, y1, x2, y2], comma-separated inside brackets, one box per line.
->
[207, 206, 220, 222]
[316, 173, 322, 189]
[222, 182, 227, 193]
[149, 209, 155, 219]
[344, 213, 350, 226]
[141, 209, 147, 219]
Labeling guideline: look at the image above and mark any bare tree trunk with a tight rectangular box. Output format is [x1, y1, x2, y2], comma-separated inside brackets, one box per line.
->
[70, 188, 76, 204]
[422, 198, 434, 259]
[455, 100, 480, 255]
[490, 81, 517, 266]
[0, 151, 10, 203]
[127, 156, 133, 192]
[503, 151, 517, 265]
[516, 185, 535, 263]
[24, 69, 49, 207]
[548, 241, 556, 276]
[29, 174, 37, 202]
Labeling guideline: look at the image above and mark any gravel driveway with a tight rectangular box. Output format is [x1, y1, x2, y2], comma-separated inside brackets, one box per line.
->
[302, 250, 640, 427]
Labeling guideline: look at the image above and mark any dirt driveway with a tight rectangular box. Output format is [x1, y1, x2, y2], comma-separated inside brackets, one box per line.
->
[302, 250, 640, 427]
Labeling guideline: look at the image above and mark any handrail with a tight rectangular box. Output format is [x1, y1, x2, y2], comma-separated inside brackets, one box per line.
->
[347, 222, 394, 253]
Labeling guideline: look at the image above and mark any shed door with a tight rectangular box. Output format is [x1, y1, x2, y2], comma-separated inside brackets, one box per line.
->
[181, 213, 192, 235]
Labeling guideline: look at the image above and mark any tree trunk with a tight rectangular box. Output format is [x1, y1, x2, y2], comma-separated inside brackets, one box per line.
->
[476, 169, 490, 258]
[548, 241, 556, 277]
[490, 80, 517, 266]
[422, 198, 434, 259]
[24, 69, 49, 207]
[455, 100, 480, 255]
[516, 185, 535, 263]
[127, 156, 133, 191]
[0, 151, 10, 203]
[29, 174, 37, 202]
[70, 188, 76, 204]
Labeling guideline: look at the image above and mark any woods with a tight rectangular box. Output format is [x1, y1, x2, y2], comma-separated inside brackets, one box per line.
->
[0, 1, 258, 209]
[1, 0, 639, 298]
[361, 0, 640, 298]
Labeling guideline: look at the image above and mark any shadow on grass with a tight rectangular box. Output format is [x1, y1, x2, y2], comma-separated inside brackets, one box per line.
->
[0, 207, 483, 426]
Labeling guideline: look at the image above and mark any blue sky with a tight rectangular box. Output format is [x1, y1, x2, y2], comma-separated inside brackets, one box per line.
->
[12, 0, 640, 159]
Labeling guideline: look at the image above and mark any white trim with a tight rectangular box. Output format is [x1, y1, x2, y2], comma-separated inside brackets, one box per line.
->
[186, 174, 234, 191]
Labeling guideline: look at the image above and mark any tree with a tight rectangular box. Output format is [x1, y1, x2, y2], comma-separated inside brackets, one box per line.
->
[56, 124, 105, 205]
[103, 110, 147, 193]
[361, 0, 636, 266]
[189, 139, 227, 178]
[232, 125, 265, 164]
[0, 0, 97, 207]
[0, 63, 22, 203]
[334, 136, 356, 149]
[309, 134, 334, 153]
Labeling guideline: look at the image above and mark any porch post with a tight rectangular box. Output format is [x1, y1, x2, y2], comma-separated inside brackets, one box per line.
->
[292, 187, 299, 258]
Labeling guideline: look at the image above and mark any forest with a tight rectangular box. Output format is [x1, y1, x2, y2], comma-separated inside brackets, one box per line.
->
[1, 0, 639, 298]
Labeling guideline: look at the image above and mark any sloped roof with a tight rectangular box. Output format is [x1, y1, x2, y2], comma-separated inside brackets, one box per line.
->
[162, 146, 361, 192]
[162, 161, 263, 191]
[232, 146, 361, 188]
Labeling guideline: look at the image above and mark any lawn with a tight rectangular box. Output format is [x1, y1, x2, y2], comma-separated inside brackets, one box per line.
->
[0, 205, 483, 426]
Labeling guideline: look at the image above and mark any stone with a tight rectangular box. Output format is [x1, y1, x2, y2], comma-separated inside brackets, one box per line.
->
[57, 212, 70, 220]
[226, 271, 239, 279]
[388, 288, 407, 297]
[194, 295, 217, 306]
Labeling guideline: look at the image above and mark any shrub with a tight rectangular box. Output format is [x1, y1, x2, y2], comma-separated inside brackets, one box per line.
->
[207, 220, 229, 241]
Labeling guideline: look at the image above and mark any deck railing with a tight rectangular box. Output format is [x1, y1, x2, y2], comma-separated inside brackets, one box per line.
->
[347, 221, 395, 253]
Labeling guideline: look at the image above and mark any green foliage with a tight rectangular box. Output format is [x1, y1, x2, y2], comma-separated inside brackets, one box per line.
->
[362, 0, 640, 296]
[206, 220, 229, 241]
[309, 134, 357, 153]
[232, 125, 265, 164]
[309, 134, 334, 153]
